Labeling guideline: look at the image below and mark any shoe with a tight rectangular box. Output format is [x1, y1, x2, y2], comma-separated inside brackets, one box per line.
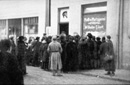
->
[105, 72, 110, 75]
[110, 73, 115, 76]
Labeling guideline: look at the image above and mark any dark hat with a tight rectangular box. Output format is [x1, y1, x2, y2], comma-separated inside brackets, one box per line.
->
[96, 37, 101, 40]
[19, 36, 24, 41]
[43, 33, 46, 35]
[107, 35, 111, 39]
[87, 33, 92, 38]
[36, 37, 40, 40]
[102, 37, 106, 41]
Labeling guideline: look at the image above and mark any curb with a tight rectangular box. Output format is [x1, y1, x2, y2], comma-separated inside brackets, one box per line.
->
[78, 72, 130, 83]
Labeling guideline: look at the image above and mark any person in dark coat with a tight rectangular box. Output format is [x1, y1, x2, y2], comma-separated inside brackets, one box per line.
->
[0, 39, 24, 85]
[92, 36, 97, 69]
[26, 43, 33, 66]
[39, 37, 50, 70]
[60, 35, 67, 72]
[104, 35, 116, 76]
[32, 37, 42, 66]
[65, 36, 78, 72]
[86, 33, 94, 69]
[96, 37, 102, 68]
[99, 37, 107, 68]
[77, 37, 88, 70]
[26, 37, 35, 65]
[17, 36, 27, 75]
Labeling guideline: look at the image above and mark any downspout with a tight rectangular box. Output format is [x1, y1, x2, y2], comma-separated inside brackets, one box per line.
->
[45, 0, 51, 33]
[117, 0, 124, 69]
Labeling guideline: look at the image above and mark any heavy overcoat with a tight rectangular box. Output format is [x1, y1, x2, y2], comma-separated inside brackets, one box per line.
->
[105, 40, 115, 72]
[40, 43, 49, 62]
[100, 40, 115, 72]
[78, 39, 88, 69]
[86, 39, 94, 69]
[60, 40, 67, 72]
[17, 41, 26, 74]
[0, 51, 24, 85]
[65, 41, 78, 71]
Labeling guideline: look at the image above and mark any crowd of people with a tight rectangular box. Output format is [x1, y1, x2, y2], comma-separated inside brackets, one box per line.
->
[0, 31, 116, 84]
[17, 32, 115, 76]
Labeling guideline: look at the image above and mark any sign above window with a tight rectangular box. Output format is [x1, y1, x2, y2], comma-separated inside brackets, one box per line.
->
[84, 6, 107, 13]
[59, 8, 69, 23]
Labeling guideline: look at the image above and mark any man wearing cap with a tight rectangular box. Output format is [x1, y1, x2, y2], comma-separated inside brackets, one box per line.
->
[47, 36, 63, 76]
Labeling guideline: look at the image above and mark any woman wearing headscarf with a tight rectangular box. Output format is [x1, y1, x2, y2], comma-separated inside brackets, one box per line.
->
[0, 39, 24, 85]
[47, 36, 63, 76]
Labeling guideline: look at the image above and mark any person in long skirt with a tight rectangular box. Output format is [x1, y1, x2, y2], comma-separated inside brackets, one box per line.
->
[47, 36, 63, 76]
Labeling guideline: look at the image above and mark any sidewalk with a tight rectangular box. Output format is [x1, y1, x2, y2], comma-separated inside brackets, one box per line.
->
[78, 69, 130, 83]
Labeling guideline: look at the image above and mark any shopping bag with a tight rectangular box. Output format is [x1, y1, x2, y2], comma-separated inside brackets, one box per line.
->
[104, 53, 113, 61]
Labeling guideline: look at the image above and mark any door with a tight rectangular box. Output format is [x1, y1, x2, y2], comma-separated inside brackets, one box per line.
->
[59, 23, 69, 35]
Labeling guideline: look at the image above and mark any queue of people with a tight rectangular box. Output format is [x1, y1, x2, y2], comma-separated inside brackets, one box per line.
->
[23, 32, 115, 76]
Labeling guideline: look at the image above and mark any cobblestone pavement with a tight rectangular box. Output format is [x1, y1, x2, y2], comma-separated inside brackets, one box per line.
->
[24, 66, 129, 84]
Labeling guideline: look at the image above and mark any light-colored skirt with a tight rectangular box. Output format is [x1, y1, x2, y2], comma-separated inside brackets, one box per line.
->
[50, 52, 62, 70]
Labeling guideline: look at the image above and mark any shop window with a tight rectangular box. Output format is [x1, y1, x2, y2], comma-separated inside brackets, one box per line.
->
[82, 2, 107, 37]
[0, 20, 6, 39]
[24, 17, 38, 34]
[8, 19, 21, 37]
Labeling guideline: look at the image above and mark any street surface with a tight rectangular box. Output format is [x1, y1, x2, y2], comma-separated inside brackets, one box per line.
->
[24, 66, 129, 84]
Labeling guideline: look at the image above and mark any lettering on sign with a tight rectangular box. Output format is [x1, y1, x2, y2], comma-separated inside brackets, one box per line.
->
[83, 12, 106, 33]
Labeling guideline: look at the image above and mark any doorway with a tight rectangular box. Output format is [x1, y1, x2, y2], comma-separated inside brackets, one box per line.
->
[59, 23, 69, 35]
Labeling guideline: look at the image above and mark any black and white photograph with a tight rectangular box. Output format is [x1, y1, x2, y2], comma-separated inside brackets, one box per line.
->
[0, 0, 130, 84]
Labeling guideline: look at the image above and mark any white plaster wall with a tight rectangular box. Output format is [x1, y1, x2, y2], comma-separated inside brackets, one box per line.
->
[0, 0, 46, 39]
[106, 0, 120, 62]
[122, 0, 130, 69]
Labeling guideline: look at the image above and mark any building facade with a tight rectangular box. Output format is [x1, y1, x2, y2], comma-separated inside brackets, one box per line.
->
[50, 0, 130, 69]
[0, 0, 130, 70]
